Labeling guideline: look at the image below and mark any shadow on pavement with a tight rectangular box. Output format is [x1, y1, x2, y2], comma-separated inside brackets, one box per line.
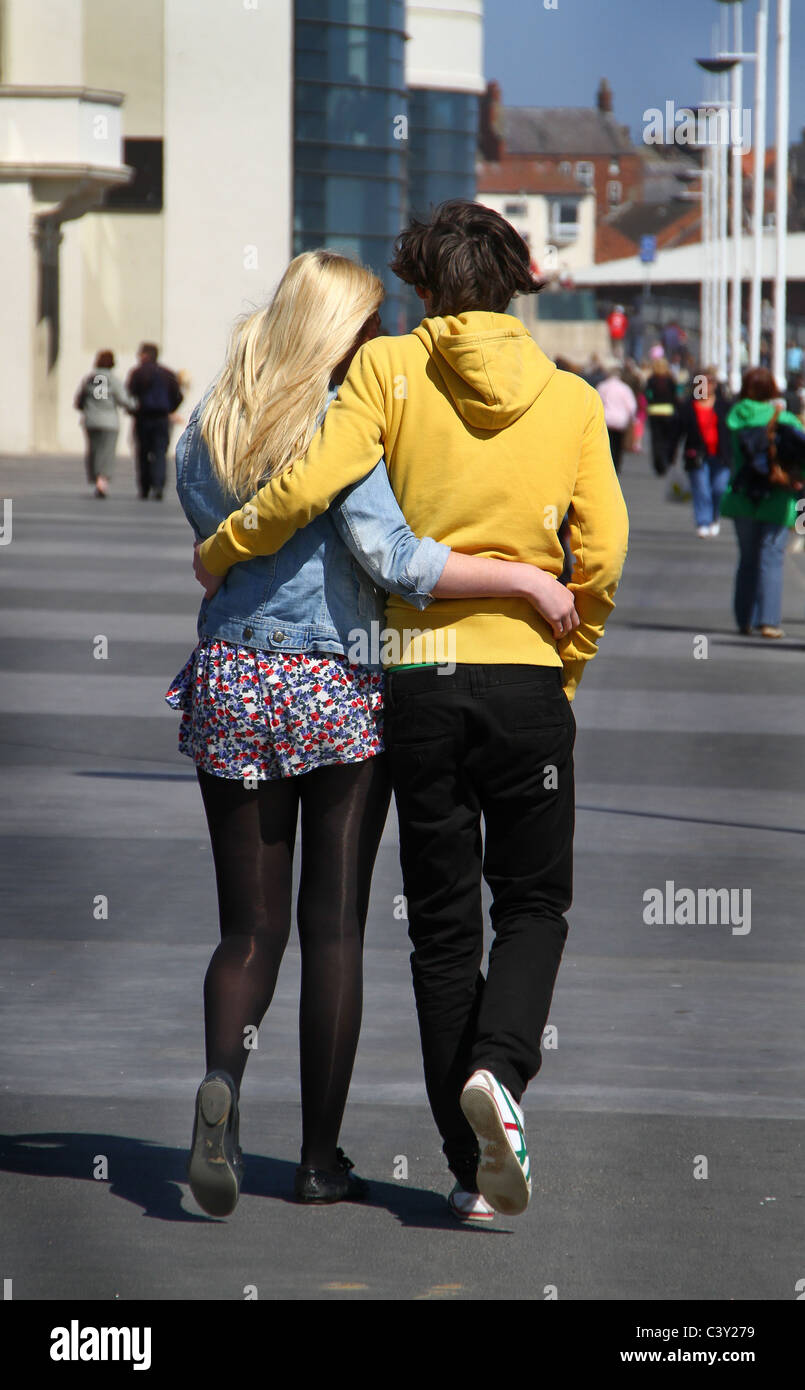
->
[0, 1130, 512, 1233]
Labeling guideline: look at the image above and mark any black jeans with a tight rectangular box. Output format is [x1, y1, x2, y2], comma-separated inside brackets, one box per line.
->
[607, 426, 625, 474]
[385, 664, 575, 1180]
[649, 415, 677, 476]
[135, 415, 170, 496]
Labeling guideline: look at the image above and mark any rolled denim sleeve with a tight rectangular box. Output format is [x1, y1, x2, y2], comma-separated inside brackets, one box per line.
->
[331, 459, 450, 610]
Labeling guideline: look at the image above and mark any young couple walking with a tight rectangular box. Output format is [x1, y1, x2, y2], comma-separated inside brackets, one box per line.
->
[168, 200, 628, 1223]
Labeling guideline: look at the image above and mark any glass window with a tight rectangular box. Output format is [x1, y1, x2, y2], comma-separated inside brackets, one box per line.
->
[104, 138, 163, 211]
[575, 161, 594, 187]
[504, 201, 528, 218]
[607, 180, 622, 205]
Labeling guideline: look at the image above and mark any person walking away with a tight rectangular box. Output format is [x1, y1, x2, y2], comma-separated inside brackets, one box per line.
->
[127, 342, 183, 499]
[73, 351, 135, 497]
[607, 305, 628, 363]
[676, 366, 732, 536]
[192, 200, 629, 1217]
[597, 363, 637, 474]
[645, 356, 678, 476]
[623, 359, 647, 453]
[721, 367, 803, 637]
[784, 371, 805, 424]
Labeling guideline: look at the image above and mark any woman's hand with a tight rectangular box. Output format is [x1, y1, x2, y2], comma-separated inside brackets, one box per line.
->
[193, 542, 224, 600]
[518, 566, 580, 639]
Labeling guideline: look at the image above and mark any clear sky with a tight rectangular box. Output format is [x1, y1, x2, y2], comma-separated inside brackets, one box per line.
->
[483, 0, 805, 147]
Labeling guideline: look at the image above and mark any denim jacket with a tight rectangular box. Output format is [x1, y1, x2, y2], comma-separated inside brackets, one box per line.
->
[175, 393, 449, 662]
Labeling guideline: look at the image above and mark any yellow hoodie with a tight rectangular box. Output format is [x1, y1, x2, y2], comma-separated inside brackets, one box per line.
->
[198, 312, 629, 699]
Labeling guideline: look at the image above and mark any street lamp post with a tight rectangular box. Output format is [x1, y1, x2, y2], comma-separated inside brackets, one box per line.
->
[750, 0, 769, 369]
[773, 0, 791, 388]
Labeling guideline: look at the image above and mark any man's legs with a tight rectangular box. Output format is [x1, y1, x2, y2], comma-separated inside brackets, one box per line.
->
[468, 669, 575, 1101]
[134, 420, 151, 498]
[386, 667, 485, 1185]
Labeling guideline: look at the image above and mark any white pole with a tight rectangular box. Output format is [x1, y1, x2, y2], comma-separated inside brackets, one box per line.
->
[717, 11, 729, 384]
[773, 0, 790, 389]
[719, 82, 730, 380]
[730, 2, 743, 396]
[703, 161, 713, 363]
[750, 0, 768, 366]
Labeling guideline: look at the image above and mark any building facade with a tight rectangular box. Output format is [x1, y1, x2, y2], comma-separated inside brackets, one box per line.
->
[1, 0, 483, 455]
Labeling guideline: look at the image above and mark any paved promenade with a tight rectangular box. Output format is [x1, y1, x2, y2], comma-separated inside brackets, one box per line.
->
[1, 444, 804, 1301]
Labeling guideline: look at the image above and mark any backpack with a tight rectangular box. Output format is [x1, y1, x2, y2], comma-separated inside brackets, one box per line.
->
[733, 407, 805, 503]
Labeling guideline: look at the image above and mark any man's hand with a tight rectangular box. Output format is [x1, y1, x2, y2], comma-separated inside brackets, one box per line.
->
[193, 542, 224, 599]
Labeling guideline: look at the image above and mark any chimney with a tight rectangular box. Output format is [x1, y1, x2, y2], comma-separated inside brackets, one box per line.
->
[479, 79, 504, 162]
[597, 78, 613, 114]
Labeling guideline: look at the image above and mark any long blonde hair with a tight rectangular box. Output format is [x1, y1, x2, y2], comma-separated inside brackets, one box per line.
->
[201, 250, 384, 500]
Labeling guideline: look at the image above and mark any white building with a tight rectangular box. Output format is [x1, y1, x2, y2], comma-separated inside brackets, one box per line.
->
[0, 0, 484, 457]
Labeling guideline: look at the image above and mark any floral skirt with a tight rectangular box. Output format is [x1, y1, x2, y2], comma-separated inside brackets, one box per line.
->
[165, 639, 385, 779]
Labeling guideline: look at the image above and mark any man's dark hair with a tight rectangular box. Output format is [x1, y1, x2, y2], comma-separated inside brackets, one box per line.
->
[389, 199, 542, 316]
[94, 349, 115, 369]
[139, 342, 159, 363]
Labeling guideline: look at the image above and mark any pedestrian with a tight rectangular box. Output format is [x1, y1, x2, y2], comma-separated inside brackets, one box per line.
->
[597, 362, 638, 474]
[623, 359, 648, 453]
[721, 366, 803, 638]
[785, 339, 803, 376]
[607, 304, 628, 363]
[127, 343, 184, 500]
[168, 249, 579, 1222]
[73, 350, 135, 498]
[193, 200, 629, 1218]
[645, 355, 678, 476]
[785, 371, 805, 423]
[676, 366, 732, 537]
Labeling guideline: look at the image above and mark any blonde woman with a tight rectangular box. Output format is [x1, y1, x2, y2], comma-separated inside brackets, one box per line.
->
[167, 250, 578, 1220]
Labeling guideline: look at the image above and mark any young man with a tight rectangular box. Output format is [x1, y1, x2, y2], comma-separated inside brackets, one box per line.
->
[127, 343, 183, 499]
[194, 201, 629, 1216]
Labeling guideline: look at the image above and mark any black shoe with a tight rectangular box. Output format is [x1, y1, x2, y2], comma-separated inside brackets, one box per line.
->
[187, 1070, 243, 1217]
[294, 1148, 369, 1204]
[153, 490, 163, 500]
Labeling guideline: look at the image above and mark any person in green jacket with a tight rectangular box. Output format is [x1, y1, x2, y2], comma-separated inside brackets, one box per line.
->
[721, 367, 802, 637]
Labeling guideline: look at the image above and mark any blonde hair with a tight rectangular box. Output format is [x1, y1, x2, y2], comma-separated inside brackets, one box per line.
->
[201, 250, 384, 500]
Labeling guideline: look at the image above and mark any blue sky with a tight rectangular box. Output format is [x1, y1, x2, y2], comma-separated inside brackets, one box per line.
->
[484, 0, 805, 146]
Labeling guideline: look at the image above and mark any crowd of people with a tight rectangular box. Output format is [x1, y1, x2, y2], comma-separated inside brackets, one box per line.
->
[555, 345, 805, 640]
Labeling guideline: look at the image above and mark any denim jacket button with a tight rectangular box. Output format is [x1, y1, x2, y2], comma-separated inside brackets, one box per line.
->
[271, 630, 286, 642]
[243, 626, 253, 639]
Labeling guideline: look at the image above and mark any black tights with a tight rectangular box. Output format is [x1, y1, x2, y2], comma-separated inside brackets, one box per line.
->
[196, 755, 391, 1169]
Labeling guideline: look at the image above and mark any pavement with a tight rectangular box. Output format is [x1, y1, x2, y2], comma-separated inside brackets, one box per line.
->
[1, 444, 804, 1302]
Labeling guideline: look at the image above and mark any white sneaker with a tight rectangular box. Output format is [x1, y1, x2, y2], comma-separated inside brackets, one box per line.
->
[447, 1183, 496, 1222]
[709, 522, 720, 536]
[696, 525, 711, 538]
[460, 1070, 531, 1216]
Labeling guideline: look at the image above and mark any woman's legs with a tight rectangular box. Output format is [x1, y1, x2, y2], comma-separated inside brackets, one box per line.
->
[296, 755, 391, 1169]
[733, 517, 762, 629]
[689, 465, 712, 527]
[710, 463, 731, 521]
[754, 524, 789, 627]
[196, 767, 300, 1091]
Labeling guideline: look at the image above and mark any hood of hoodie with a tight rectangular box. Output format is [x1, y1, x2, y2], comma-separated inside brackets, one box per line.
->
[727, 397, 780, 428]
[412, 312, 556, 429]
